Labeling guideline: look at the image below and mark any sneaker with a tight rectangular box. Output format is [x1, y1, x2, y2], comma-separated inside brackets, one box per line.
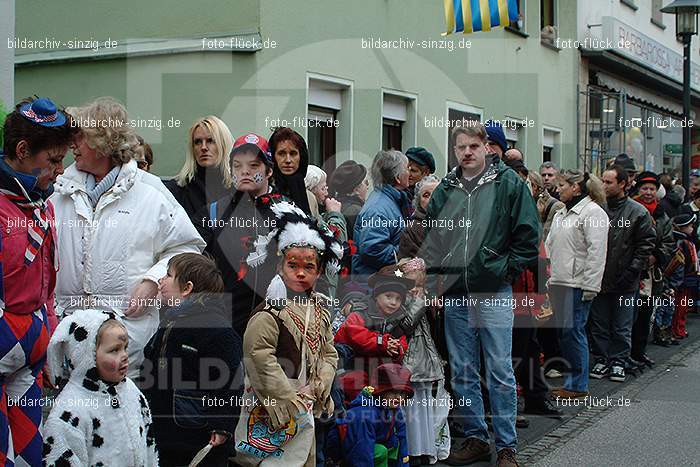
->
[545, 368, 563, 378]
[589, 360, 609, 379]
[496, 448, 520, 467]
[445, 437, 491, 465]
[609, 363, 625, 382]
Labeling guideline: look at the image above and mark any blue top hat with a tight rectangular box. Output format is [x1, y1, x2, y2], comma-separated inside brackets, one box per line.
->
[19, 98, 67, 127]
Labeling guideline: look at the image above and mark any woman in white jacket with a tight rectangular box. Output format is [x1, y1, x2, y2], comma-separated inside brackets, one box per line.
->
[50, 97, 205, 377]
[545, 169, 608, 399]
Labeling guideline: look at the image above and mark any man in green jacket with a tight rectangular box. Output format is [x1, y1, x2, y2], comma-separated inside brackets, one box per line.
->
[422, 122, 540, 467]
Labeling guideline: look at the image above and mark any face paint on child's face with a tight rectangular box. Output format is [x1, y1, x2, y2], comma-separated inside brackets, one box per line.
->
[375, 291, 403, 315]
[231, 149, 269, 196]
[280, 247, 321, 292]
[96, 325, 129, 383]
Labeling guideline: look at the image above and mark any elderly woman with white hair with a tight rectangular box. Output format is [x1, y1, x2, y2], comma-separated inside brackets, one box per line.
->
[50, 97, 205, 377]
[305, 164, 348, 298]
[399, 175, 440, 259]
[351, 150, 411, 281]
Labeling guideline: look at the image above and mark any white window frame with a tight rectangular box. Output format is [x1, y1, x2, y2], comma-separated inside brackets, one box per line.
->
[542, 125, 562, 166]
[306, 72, 354, 160]
[381, 89, 418, 150]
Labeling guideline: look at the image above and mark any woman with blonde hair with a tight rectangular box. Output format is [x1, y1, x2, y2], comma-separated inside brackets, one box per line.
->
[50, 96, 205, 377]
[165, 115, 234, 223]
[546, 169, 609, 399]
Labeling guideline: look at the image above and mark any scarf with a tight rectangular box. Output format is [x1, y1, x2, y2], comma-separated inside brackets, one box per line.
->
[0, 155, 55, 266]
[565, 193, 586, 211]
[270, 128, 311, 215]
[85, 165, 121, 207]
[634, 195, 658, 217]
[0, 155, 58, 311]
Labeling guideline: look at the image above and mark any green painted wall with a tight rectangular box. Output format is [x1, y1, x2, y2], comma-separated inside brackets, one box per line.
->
[15, 0, 259, 52]
[15, 0, 578, 176]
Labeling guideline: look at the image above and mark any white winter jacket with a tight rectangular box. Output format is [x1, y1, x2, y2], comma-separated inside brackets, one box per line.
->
[545, 196, 609, 293]
[50, 160, 206, 375]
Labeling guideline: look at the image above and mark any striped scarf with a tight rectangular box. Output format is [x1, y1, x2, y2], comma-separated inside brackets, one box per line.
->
[0, 177, 52, 265]
[0, 161, 57, 312]
[85, 165, 121, 208]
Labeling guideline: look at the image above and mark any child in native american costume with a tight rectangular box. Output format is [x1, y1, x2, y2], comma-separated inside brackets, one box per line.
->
[235, 202, 341, 466]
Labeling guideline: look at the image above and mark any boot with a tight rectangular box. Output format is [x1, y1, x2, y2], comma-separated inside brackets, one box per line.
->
[652, 324, 670, 347]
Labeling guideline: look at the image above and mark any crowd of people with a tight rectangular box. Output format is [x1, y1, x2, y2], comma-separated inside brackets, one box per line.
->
[0, 95, 698, 467]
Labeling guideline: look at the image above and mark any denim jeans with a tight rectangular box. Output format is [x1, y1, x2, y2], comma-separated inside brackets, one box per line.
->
[550, 286, 592, 392]
[443, 284, 517, 451]
[589, 292, 636, 363]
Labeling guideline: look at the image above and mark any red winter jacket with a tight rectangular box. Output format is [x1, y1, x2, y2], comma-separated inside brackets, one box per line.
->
[0, 195, 58, 332]
[334, 312, 408, 360]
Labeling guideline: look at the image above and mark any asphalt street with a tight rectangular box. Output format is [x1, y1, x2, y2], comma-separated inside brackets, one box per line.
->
[436, 313, 700, 467]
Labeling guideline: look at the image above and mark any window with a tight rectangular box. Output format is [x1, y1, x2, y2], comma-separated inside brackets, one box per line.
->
[307, 74, 353, 174]
[382, 91, 417, 151]
[446, 107, 481, 172]
[508, 0, 526, 33]
[307, 106, 337, 172]
[543, 127, 561, 165]
[540, 0, 557, 45]
[382, 120, 402, 151]
[504, 118, 526, 149]
[651, 0, 664, 28]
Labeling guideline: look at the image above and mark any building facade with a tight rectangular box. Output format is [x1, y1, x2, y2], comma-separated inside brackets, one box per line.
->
[13, 0, 578, 177]
[577, 0, 700, 177]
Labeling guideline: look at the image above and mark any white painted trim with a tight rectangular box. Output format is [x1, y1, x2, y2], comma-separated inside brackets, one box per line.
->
[381, 89, 419, 149]
[14, 33, 262, 66]
[542, 124, 563, 165]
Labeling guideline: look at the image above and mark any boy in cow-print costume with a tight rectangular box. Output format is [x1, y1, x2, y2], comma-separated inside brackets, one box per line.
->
[42, 309, 158, 466]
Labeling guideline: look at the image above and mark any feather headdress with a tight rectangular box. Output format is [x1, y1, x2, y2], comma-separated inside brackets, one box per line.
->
[246, 200, 344, 276]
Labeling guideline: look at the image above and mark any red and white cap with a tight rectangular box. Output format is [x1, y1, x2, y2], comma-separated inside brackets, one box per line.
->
[231, 133, 271, 163]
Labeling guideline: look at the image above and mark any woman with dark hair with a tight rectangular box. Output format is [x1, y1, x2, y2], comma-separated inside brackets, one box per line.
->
[0, 97, 78, 466]
[269, 127, 313, 215]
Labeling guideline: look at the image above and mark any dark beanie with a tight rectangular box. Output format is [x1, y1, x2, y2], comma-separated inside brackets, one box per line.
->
[405, 147, 436, 173]
[613, 153, 637, 174]
[328, 160, 367, 196]
[485, 120, 507, 154]
[368, 265, 415, 300]
[635, 171, 659, 189]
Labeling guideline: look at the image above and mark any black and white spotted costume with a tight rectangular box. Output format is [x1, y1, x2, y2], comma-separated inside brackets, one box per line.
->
[42, 309, 159, 466]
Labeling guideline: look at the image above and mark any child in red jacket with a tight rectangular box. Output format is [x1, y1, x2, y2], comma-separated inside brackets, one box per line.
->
[335, 265, 414, 402]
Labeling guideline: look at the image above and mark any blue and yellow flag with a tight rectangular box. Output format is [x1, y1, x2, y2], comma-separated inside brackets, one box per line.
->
[443, 0, 519, 35]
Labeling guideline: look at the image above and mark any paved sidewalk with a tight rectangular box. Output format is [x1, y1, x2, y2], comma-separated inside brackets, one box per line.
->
[434, 313, 700, 467]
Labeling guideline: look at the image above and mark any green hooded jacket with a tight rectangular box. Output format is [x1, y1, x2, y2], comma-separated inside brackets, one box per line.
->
[422, 155, 541, 296]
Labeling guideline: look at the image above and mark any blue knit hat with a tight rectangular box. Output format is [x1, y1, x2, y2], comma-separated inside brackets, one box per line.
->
[484, 120, 507, 154]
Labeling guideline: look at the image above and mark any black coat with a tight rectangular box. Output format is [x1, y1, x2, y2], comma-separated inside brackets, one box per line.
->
[600, 196, 656, 293]
[164, 165, 230, 226]
[139, 294, 242, 457]
[195, 190, 290, 336]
